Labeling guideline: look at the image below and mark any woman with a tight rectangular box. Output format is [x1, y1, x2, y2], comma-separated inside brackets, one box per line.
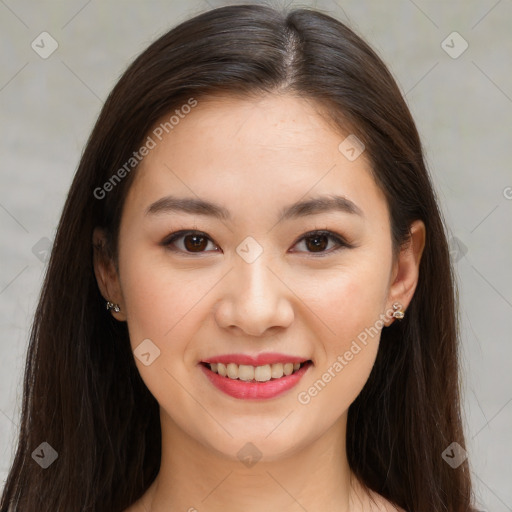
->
[0, 4, 475, 511]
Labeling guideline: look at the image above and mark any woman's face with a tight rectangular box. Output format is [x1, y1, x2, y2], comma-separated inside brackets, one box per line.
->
[97, 93, 420, 461]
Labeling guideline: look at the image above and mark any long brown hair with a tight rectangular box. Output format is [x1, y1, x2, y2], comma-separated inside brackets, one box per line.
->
[1, 4, 474, 511]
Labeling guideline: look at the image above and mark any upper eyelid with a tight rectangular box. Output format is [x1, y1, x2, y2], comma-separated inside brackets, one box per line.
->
[291, 229, 347, 244]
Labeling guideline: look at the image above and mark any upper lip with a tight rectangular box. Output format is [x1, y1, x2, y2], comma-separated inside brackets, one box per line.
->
[201, 352, 310, 366]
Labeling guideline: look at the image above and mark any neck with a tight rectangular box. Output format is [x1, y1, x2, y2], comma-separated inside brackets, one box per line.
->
[140, 409, 372, 512]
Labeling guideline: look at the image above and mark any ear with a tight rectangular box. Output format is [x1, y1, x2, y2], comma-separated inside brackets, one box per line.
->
[92, 227, 126, 321]
[384, 219, 426, 326]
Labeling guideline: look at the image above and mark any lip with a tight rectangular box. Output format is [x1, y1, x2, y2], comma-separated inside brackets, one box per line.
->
[199, 359, 313, 400]
[201, 352, 308, 366]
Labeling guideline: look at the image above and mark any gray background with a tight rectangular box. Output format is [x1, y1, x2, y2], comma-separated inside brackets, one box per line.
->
[1, 0, 511, 510]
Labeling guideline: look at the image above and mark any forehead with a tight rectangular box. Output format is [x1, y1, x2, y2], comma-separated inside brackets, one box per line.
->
[125, 94, 388, 224]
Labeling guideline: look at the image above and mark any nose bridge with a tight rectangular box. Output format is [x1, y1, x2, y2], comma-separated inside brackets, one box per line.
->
[234, 234, 279, 302]
[237, 252, 276, 303]
[216, 244, 294, 336]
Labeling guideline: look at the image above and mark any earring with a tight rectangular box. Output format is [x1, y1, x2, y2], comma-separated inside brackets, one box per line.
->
[106, 300, 121, 313]
[392, 302, 405, 320]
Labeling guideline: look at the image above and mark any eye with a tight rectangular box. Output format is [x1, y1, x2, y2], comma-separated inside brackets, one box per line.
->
[162, 230, 219, 254]
[161, 229, 352, 256]
[290, 230, 351, 256]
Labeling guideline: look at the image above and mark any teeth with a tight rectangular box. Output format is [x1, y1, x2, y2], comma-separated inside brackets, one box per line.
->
[207, 361, 306, 382]
[283, 363, 294, 376]
[271, 363, 284, 379]
[254, 364, 271, 382]
[227, 363, 238, 379]
[238, 364, 254, 381]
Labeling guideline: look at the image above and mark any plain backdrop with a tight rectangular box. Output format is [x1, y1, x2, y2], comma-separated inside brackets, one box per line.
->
[1, 0, 511, 510]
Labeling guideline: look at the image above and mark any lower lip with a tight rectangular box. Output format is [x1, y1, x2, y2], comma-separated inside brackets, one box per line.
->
[200, 362, 312, 400]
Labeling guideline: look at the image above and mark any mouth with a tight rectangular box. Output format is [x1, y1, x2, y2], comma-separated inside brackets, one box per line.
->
[199, 357, 313, 400]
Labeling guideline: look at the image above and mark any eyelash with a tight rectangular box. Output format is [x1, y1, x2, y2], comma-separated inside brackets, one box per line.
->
[161, 229, 353, 257]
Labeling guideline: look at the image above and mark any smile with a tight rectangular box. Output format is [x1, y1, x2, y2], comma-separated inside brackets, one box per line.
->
[199, 354, 313, 400]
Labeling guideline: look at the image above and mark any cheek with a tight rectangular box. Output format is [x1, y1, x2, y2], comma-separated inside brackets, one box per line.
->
[296, 257, 389, 410]
[121, 262, 178, 344]
[118, 246, 221, 367]
[118, 253, 207, 407]
[306, 258, 390, 344]
[119, 241, 195, 335]
[296, 273, 385, 417]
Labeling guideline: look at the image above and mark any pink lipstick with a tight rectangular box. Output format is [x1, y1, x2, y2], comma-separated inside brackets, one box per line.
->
[199, 352, 312, 400]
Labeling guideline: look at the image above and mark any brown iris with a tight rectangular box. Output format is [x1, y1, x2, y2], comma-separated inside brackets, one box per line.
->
[305, 234, 328, 252]
[183, 234, 209, 252]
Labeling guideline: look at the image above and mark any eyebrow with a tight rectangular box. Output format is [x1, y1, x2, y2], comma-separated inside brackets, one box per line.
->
[145, 194, 364, 222]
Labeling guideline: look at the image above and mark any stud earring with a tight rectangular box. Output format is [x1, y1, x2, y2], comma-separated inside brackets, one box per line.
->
[392, 302, 405, 320]
[106, 301, 121, 313]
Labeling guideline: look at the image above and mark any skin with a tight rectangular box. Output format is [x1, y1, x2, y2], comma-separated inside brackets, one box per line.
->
[93, 93, 425, 512]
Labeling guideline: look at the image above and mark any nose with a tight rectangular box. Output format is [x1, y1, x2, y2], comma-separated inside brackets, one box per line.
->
[214, 255, 294, 337]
